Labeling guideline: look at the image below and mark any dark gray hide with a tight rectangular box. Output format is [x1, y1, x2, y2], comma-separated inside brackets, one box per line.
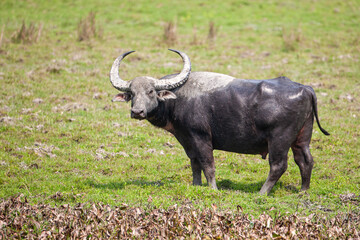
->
[110, 50, 329, 194]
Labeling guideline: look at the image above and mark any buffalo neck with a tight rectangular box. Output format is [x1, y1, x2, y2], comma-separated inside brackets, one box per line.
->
[146, 100, 174, 130]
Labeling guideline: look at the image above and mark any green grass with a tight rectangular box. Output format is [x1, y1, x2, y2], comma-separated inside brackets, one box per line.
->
[0, 0, 359, 217]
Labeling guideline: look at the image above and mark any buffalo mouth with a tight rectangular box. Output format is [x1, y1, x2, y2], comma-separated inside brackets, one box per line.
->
[131, 112, 146, 120]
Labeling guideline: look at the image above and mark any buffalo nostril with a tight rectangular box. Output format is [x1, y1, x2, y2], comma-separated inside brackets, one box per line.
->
[131, 109, 144, 115]
[131, 109, 145, 119]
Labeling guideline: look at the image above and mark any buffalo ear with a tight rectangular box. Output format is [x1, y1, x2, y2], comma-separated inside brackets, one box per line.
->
[157, 90, 177, 101]
[112, 92, 131, 102]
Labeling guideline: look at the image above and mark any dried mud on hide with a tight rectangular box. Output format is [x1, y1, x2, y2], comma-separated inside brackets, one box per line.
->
[0, 195, 359, 239]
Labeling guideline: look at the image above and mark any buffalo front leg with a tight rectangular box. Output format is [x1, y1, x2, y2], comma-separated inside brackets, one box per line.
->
[191, 158, 202, 186]
[198, 156, 217, 190]
[184, 138, 217, 190]
[189, 156, 217, 189]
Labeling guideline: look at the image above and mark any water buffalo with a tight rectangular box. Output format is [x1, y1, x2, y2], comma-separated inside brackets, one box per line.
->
[109, 49, 329, 194]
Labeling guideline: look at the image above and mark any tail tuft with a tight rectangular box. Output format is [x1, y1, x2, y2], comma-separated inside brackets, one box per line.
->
[320, 127, 330, 136]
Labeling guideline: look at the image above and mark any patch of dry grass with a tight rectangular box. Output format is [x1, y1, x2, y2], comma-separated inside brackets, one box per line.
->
[163, 21, 177, 45]
[1, 195, 359, 239]
[208, 21, 217, 43]
[282, 27, 303, 51]
[77, 11, 103, 41]
[0, 25, 4, 48]
[190, 26, 199, 45]
[10, 21, 43, 44]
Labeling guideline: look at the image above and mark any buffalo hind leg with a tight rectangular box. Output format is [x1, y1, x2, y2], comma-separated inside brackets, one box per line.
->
[259, 148, 289, 195]
[291, 117, 314, 191]
[291, 145, 313, 191]
[260, 126, 300, 195]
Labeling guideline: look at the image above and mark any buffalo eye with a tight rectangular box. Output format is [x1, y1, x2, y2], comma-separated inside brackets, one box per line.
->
[148, 89, 155, 96]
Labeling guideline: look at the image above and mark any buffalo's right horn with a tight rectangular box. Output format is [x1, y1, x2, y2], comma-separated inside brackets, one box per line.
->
[109, 51, 135, 92]
[154, 49, 191, 90]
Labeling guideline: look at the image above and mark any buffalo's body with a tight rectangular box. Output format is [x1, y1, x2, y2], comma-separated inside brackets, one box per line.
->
[110, 50, 329, 194]
[149, 72, 327, 193]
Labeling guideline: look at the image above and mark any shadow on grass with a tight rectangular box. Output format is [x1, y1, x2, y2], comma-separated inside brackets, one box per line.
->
[87, 178, 175, 190]
[217, 179, 299, 194]
[217, 179, 263, 193]
[87, 178, 298, 194]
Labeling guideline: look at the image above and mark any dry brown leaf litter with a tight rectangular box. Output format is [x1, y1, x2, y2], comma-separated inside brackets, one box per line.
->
[0, 195, 359, 239]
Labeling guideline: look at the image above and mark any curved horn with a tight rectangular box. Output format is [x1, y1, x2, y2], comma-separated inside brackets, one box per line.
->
[154, 49, 191, 90]
[109, 51, 135, 92]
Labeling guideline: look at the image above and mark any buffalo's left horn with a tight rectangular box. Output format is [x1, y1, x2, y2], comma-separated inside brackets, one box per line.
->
[154, 49, 191, 90]
[109, 51, 135, 92]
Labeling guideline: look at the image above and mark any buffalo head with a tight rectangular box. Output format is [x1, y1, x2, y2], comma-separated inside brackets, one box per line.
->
[110, 49, 191, 119]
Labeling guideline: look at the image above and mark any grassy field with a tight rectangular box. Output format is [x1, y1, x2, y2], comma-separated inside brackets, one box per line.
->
[0, 0, 359, 221]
